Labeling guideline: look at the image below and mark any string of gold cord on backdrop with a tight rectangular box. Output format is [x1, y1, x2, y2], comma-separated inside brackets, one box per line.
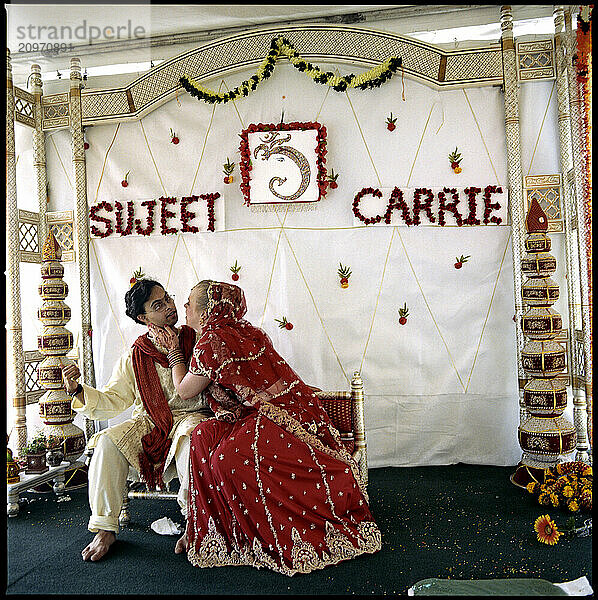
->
[180, 36, 402, 104]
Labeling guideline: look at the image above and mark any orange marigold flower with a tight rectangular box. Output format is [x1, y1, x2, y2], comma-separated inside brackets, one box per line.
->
[538, 493, 551, 505]
[562, 485, 574, 498]
[550, 493, 560, 507]
[534, 514, 562, 545]
[527, 482, 539, 494]
[567, 500, 580, 512]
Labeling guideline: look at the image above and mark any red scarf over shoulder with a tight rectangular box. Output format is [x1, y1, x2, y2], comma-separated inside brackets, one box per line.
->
[132, 324, 196, 490]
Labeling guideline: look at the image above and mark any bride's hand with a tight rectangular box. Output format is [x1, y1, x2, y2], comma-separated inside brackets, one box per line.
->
[149, 324, 179, 350]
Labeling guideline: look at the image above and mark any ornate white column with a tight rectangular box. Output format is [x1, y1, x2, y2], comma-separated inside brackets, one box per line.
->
[500, 6, 527, 424]
[69, 57, 96, 439]
[553, 6, 590, 463]
[31, 63, 48, 244]
[564, 6, 592, 462]
[7, 49, 27, 453]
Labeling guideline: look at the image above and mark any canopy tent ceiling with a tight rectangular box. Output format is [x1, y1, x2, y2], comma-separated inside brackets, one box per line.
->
[7, 4, 557, 87]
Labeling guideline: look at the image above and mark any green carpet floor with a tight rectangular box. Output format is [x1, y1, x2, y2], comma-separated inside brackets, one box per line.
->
[5, 465, 592, 595]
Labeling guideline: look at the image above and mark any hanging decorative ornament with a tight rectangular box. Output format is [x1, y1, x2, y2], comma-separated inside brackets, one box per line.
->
[230, 260, 241, 281]
[327, 169, 339, 189]
[398, 303, 409, 325]
[121, 170, 130, 187]
[170, 128, 180, 144]
[386, 112, 397, 131]
[448, 147, 463, 174]
[275, 316, 294, 330]
[130, 267, 144, 287]
[223, 158, 235, 184]
[454, 254, 470, 269]
[337, 263, 352, 288]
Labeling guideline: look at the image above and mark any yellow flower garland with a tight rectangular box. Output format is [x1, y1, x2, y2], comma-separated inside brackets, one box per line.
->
[180, 36, 402, 104]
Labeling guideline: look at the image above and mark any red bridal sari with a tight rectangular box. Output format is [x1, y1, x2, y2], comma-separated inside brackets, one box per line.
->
[185, 282, 381, 576]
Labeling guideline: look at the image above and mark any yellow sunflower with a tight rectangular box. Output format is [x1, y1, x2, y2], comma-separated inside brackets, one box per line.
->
[534, 514, 562, 545]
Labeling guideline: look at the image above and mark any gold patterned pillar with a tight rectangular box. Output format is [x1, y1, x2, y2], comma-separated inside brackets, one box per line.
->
[6, 49, 27, 454]
[37, 232, 86, 460]
[69, 57, 96, 440]
[500, 6, 527, 425]
[564, 6, 592, 462]
[351, 371, 368, 486]
[31, 64, 48, 245]
[511, 200, 576, 487]
[553, 6, 590, 463]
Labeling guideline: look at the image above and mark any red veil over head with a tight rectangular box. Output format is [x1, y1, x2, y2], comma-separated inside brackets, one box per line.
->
[189, 281, 350, 460]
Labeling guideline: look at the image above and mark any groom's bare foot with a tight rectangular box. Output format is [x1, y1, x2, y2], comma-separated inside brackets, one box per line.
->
[82, 530, 116, 561]
[174, 532, 188, 554]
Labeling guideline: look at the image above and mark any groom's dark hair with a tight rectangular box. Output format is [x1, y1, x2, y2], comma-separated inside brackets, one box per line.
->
[125, 279, 163, 324]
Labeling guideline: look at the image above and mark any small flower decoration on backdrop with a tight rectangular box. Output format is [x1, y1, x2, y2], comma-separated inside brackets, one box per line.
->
[230, 260, 241, 281]
[170, 128, 180, 144]
[327, 169, 339, 189]
[448, 147, 463, 174]
[398, 303, 409, 325]
[130, 267, 144, 288]
[534, 514, 562, 545]
[121, 171, 130, 187]
[454, 255, 470, 269]
[386, 112, 397, 131]
[338, 263, 352, 288]
[223, 158, 235, 184]
[275, 316, 294, 330]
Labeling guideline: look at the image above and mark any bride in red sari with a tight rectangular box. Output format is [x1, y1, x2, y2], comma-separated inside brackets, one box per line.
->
[151, 280, 381, 576]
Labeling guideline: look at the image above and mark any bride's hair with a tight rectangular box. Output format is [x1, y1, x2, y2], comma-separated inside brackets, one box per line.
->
[191, 280, 213, 313]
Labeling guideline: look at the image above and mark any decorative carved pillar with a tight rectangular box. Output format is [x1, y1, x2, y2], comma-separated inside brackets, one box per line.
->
[6, 49, 27, 453]
[69, 57, 96, 439]
[500, 6, 527, 424]
[37, 232, 86, 461]
[31, 64, 48, 244]
[553, 6, 590, 463]
[564, 7, 592, 462]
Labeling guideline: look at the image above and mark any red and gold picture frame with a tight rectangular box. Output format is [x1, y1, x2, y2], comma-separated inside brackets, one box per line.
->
[238, 121, 328, 208]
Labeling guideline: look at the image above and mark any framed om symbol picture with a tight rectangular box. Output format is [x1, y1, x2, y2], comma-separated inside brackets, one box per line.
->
[239, 121, 328, 208]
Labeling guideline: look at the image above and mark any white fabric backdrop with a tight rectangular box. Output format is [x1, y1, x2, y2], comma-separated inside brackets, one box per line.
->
[25, 59, 566, 467]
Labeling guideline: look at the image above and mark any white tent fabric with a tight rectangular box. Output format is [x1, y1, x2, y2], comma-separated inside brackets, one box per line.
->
[15, 30, 568, 468]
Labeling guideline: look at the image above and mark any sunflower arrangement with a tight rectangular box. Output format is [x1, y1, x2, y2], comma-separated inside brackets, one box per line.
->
[180, 37, 402, 104]
[526, 461, 592, 513]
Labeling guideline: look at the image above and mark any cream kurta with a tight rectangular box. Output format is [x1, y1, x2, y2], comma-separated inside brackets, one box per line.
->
[72, 344, 213, 484]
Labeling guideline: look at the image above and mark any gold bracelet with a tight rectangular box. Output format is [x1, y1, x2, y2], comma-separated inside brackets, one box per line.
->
[167, 348, 184, 368]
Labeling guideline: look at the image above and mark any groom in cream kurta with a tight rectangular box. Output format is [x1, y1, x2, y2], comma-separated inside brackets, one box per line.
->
[63, 280, 213, 561]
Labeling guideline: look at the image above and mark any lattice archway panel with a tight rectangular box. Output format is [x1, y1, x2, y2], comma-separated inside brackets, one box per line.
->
[70, 25, 505, 127]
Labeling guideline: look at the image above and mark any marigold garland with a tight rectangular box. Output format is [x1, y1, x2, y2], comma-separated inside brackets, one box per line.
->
[180, 36, 402, 104]
[526, 461, 592, 513]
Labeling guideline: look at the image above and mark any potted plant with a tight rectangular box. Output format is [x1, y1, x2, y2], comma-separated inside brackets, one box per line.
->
[45, 434, 65, 467]
[23, 431, 49, 474]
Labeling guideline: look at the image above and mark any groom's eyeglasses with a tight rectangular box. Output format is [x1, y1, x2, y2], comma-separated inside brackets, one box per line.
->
[145, 292, 175, 313]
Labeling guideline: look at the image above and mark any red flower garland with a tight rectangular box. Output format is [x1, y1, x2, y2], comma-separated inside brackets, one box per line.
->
[412, 188, 436, 225]
[238, 121, 328, 207]
[115, 201, 134, 235]
[90, 201, 113, 237]
[384, 187, 413, 225]
[463, 187, 482, 225]
[180, 195, 200, 233]
[159, 196, 178, 235]
[352, 187, 384, 225]
[200, 193, 219, 232]
[483, 185, 503, 225]
[438, 188, 463, 227]
[134, 200, 156, 236]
